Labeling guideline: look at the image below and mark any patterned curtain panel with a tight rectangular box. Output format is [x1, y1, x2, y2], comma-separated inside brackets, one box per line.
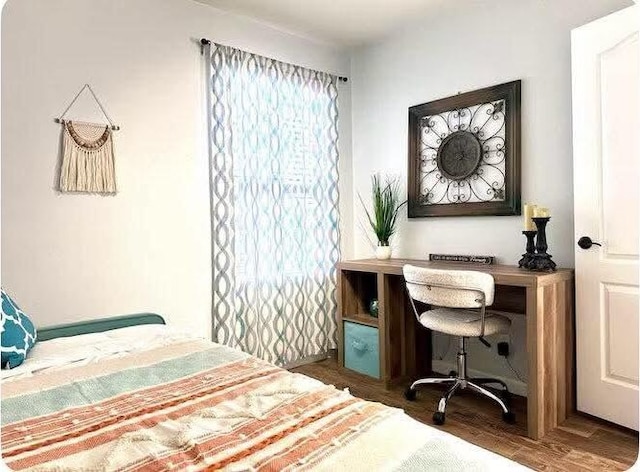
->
[207, 43, 340, 366]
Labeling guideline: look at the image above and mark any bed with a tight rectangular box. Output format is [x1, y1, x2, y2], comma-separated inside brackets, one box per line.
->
[1, 314, 529, 471]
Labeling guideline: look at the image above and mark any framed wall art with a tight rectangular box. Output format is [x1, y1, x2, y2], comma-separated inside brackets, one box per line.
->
[407, 80, 521, 217]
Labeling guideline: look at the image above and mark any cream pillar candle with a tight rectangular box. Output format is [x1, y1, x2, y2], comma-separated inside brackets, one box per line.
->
[523, 203, 536, 230]
[533, 207, 550, 218]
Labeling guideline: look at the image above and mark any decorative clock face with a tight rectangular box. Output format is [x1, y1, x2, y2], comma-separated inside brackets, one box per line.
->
[408, 81, 521, 217]
[421, 100, 506, 205]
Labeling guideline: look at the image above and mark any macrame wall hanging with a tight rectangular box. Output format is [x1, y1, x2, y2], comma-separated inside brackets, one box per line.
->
[55, 84, 120, 194]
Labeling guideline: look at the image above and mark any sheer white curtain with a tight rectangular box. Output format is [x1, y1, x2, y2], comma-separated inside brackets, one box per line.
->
[207, 43, 340, 366]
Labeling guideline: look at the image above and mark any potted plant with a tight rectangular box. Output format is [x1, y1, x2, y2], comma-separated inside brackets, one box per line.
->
[359, 174, 406, 259]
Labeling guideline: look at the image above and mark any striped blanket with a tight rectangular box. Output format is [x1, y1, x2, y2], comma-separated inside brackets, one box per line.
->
[1, 339, 528, 471]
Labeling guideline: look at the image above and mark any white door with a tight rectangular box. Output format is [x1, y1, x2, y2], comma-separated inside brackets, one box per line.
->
[572, 5, 639, 430]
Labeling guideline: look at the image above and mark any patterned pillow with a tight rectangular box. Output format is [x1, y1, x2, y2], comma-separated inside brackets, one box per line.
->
[1, 289, 37, 369]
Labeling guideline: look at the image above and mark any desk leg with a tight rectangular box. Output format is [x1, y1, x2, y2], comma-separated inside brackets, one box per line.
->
[336, 269, 345, 368]
[526, 280, 574, 440]
[379, 273, 405, 388]
[526, 286, 543, 440]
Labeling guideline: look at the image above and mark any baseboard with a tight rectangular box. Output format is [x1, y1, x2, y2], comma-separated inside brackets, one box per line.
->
[283, 352, 330, 370]
[431, 359, 528, 397]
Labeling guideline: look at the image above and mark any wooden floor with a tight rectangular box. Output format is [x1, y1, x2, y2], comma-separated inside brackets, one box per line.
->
[291, 359, 638, 471]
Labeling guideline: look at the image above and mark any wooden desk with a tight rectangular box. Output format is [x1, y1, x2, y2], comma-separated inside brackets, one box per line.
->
[336, 258, 574, 440]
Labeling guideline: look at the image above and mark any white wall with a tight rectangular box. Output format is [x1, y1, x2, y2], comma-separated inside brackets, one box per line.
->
[349, 0, 631, 390]
[0, 0, 351, 337]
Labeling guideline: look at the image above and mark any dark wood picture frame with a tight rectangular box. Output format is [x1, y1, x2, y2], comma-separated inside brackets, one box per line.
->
[408, 80, 521, 218]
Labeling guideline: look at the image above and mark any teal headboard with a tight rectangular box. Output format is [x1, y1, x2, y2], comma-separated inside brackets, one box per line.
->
[37, 313, 166, 342]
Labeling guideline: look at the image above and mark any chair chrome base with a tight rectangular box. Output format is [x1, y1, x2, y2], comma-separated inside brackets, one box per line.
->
[404, 337, 515, 425]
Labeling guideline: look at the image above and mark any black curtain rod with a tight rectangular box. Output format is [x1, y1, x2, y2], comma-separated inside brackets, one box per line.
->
[199, 38, 348, 83]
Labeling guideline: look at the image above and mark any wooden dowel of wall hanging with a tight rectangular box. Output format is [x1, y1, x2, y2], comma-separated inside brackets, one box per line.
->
[54, 117, 120, 131]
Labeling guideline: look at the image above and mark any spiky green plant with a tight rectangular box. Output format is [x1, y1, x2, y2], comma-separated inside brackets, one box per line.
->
[359, 174, 407, 246]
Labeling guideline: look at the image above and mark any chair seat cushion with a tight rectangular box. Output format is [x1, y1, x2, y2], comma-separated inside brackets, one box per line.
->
[418, 308, 510, 337]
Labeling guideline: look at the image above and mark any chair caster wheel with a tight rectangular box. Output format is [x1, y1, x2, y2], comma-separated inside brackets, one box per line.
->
[502, 411, 516, 424]
[404, 388, 417, 401]
[433, 411, 445, 425]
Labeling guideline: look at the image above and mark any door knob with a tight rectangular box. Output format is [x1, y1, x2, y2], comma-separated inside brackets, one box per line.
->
[577, 236, 602, 250]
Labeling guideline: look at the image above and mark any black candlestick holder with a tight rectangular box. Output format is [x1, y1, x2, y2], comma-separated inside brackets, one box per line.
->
[529, 217, 557, 272]
[518, 230, 537, 268]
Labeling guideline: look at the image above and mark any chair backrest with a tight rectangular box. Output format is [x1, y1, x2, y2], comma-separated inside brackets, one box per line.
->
[402, 265, 495, 309]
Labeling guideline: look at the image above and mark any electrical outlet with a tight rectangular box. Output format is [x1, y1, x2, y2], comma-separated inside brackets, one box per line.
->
[497, 341, 509, 357]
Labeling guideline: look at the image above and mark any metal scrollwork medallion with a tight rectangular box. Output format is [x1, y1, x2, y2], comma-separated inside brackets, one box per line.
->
[436, 131, 482, 181]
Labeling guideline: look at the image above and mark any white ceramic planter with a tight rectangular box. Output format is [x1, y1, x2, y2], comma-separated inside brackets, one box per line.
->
[375, 245, 392, 260]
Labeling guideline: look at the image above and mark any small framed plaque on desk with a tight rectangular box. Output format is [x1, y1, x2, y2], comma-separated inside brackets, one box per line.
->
[429, 254, 494, 264]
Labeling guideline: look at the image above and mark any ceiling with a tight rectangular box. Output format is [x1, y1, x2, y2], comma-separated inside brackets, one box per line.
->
[195, 0, 443, 48]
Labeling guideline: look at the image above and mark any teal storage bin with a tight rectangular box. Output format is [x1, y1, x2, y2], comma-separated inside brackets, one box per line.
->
[344, 321, 380, 379]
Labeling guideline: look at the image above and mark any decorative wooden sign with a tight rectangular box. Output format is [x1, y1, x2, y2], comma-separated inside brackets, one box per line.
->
[429, 254, 495, 265]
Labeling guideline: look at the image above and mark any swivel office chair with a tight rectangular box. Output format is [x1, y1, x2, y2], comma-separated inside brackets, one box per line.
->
[402, 264, 515, 425]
